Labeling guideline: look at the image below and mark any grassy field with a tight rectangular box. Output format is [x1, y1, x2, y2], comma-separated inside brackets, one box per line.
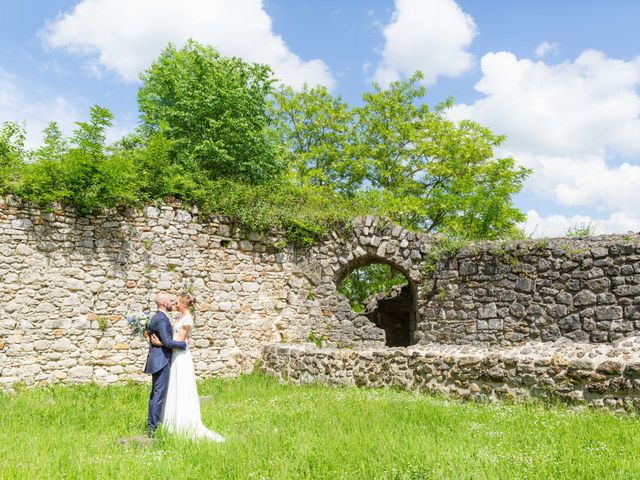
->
[0, 374, 639, 480]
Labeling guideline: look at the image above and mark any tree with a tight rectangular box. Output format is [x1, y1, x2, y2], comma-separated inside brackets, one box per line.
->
[271, 85, 363, 195]
[138, 40, 283, 184]
[337, 263, 407, 312]
[354, 72, 530, 238]
[0, 121, 27, 193]
[274, 71, 531, 240]
[33, 122, 69, 163]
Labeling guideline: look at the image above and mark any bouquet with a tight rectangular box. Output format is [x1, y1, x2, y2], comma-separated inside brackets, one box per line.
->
[127, 312, 151, 338]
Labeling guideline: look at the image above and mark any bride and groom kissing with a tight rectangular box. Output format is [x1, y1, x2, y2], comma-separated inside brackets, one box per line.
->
[144, 291, 225, 442]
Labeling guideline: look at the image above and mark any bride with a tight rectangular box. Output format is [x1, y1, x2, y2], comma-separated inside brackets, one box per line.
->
[150, 293, 224, 442]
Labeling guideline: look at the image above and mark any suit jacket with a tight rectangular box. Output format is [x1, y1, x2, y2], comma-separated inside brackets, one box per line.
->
[143, 310, 187, 375]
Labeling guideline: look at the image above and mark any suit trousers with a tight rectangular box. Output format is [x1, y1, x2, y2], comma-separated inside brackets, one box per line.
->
[148, 361, 170, 433]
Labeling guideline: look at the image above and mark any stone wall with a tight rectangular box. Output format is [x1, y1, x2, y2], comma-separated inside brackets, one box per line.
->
[261, 340, 640, 412]
[2, 195, 640, 391]
[0, 199, 435, 389]
[0, 199, 324, 388]
[418, 235, 640, 346]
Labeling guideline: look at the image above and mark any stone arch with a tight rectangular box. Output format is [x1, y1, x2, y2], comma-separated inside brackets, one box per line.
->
[292, 216, 436, 347]
[336, 253, 417, 347]
[334, 252, 413, 287]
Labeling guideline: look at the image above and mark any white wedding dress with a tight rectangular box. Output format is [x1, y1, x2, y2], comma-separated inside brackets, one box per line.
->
[161, 315, 225, 442]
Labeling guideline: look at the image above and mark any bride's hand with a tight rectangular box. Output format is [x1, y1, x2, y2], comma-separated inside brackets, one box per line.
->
[150, 333, 164, 347]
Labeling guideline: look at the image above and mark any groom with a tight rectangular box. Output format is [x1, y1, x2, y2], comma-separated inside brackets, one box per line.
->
[144, 292, 187, 435]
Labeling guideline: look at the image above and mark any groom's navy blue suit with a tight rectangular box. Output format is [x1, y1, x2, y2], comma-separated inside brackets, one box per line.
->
[144, 310, 187, 433]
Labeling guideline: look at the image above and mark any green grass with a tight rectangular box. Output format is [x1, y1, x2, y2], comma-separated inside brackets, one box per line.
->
[1, 374, 639, 479]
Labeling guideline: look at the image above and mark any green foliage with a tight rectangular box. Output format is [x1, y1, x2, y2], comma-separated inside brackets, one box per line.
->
[0, 43, 530, 246]
[17, 108, 140, 213]
[274, 71, 531, 240]
[191, 178, 367, 243]
[283, 218, 325, 248]
[138, 40, 283, 184]
[338, 263, 408, 312]
[306, 330, 326, 348]
[271, 84, 362, 194]
[422, 236, 470, 281]
[566, 222, 597, 238]
[96, 316, 109, 332]
[0, 121, 27, 194]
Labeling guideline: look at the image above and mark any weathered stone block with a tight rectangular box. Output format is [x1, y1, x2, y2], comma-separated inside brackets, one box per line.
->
[574, 290, 597, 306]
[555, 292, 573, 305]
[586, 278, 611, 293]
[595, 306, 623, 321]
[515, 277, 534, 293]
[613, 285, 640, 297]
[596, 361, 623, 375]
[487, 318, 503, 330]
[548, 304, 568, 318]
[69, 366, 93, 379]
[478, 303, 497, 319]
[558, 314, 581, 332]
[11, 219, 33, 230]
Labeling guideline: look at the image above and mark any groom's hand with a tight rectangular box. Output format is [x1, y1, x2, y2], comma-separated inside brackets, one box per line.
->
[150, 333, 164, 347]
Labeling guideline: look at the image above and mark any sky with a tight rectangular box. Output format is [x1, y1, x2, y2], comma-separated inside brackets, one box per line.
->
[1, 0, 640, 237]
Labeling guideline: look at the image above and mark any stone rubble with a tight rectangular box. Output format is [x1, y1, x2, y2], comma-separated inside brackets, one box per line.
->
[262, 338, 640, 411]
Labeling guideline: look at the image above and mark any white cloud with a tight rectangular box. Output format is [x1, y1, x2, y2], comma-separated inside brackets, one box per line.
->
[523, 210, 640, 238]
[0, 69, 133, 148]
[373, 0, 477, 86]
[449, 49, 640, 236]
[42, 0, 334, 89]
[0, 69, 80, 148]
[534, 41, 558, 58]
[450, 50, 640, 156]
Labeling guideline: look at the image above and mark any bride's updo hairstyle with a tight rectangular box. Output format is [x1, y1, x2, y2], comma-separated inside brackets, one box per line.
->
[178, 292, 196, 309]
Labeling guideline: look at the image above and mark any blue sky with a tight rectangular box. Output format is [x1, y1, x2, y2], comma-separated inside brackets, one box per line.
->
[1, 0, 640, 237]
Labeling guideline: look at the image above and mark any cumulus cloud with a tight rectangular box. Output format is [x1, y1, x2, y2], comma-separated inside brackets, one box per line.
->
[523, 210, 640, 238]
[0, 69, 80, 148]
[450, 50, 640, 156]
[41, 0, 334, 89]
[449, 50, 640, 236]
[534, 41, 558, 58]
[373, 0, 476, 86]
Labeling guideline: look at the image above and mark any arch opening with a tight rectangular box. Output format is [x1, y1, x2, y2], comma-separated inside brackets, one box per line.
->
[336, 257, 417, 347]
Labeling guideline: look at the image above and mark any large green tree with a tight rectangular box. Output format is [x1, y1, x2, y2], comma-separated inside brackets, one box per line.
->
[138, 40, 284, 184]
[271, 85, 363, 195]
[273, 72, 530, 240]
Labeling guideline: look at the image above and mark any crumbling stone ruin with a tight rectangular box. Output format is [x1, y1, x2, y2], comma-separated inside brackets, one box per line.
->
[2, 197, 640, 410]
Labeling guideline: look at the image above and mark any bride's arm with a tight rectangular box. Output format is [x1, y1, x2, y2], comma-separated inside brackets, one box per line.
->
[174, 324, 190, 342]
